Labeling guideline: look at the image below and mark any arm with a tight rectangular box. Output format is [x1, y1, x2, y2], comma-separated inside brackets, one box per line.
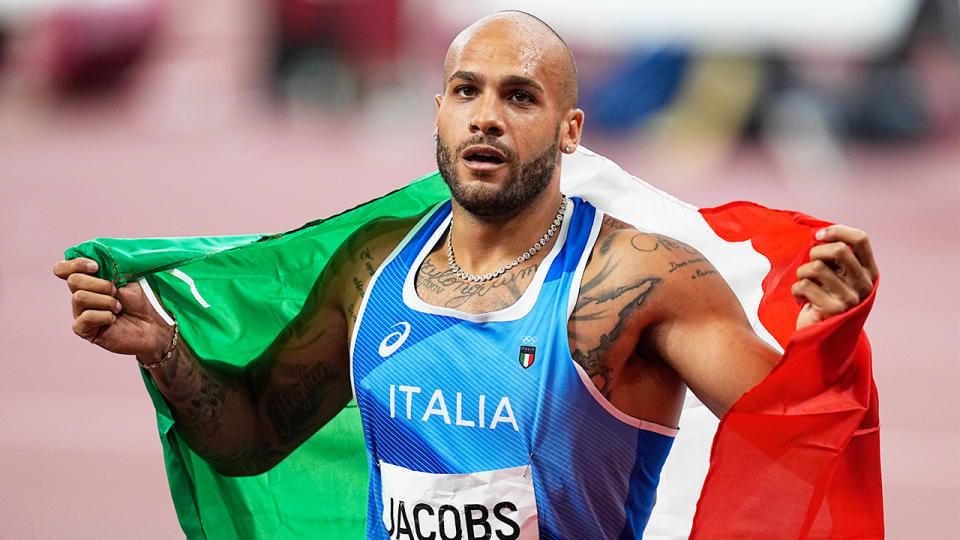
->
[54, 219, 412, 475]
[151, 264, 353, 476]
[648, 225, 878, 417]
[53, 254, 353, 475]
[615, 233, 782, 418]
[568, 225, 778, 422]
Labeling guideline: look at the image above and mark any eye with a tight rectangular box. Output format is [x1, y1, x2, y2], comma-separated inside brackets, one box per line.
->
[453, 85, 478, 98]
[508, 90, 535, 104]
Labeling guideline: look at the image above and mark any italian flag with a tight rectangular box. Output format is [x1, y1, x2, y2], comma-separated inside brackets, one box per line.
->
[66, 147, 882, 539]
[519, 346, 536, 368]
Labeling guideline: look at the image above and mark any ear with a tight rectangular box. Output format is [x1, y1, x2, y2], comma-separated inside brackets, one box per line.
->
[560, 108, 584, 154]
[434, 94, 443, 133]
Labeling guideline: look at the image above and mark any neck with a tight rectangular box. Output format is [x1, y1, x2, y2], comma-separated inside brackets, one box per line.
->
[447, 186, 565, 277]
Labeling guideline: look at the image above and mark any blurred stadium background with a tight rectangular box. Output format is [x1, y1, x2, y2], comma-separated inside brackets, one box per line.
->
[0, 0, 957, 538]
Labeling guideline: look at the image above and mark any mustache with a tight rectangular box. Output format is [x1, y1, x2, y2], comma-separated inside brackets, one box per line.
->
[454, 135, 515, 160]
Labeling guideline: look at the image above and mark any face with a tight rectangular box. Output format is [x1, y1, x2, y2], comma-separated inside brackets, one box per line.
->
[436, 127, 559, 217]
[434, 21, 577, 218]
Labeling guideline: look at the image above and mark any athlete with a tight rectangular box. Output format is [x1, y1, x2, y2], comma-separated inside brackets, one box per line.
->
[54, 12, 878, 539]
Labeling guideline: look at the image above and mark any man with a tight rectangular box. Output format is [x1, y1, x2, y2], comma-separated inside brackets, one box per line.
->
[54, 12, 878, 539]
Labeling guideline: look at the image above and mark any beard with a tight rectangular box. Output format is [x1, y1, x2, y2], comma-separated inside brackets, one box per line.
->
[436, 130, 560, 218]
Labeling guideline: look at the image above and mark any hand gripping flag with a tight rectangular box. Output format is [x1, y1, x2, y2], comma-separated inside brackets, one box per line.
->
[66, 147, 882, 539]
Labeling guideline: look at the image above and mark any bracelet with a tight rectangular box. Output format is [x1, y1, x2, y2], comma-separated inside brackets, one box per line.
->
[138, 319, 179, 369]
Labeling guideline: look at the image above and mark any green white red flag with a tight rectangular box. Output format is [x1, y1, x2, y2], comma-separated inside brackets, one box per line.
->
[66, 147, 882, 539]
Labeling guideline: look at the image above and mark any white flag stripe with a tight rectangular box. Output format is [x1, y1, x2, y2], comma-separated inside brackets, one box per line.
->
[559, 147, 781, 537]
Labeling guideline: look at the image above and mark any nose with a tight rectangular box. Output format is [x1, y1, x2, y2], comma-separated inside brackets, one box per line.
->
[469, 94, 505, 137]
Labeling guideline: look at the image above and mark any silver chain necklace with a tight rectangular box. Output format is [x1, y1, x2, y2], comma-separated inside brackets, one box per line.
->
[447, 195, 568, 282]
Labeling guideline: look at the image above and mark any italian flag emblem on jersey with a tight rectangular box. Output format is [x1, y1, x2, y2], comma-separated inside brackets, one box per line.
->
[518, 345, 536, 368]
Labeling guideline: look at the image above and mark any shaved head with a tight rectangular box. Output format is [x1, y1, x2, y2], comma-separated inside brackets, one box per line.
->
[443, 11, 579, 110]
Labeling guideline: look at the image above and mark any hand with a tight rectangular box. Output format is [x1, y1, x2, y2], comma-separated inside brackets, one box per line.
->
[53, 258, 174, 358]
[793, 225, 878, 330]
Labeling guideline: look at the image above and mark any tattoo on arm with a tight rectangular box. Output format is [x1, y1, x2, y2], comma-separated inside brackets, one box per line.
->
[570, 276, 660, 396]
[629, 233, 700, 255]
[264, 360, 343, 440]
[667, 257, 707, 272]
[692, 268, 719, 279]
[158, 345, 237, 438]
[629, 233, 720, 280]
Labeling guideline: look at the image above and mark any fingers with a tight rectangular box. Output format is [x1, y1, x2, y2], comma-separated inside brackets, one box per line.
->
[57, 258, 124, 333]
[793, 259, 860, 314]
[807, 242, 874, 299]
[66, 272, 116, 295]
[53, 258, 99, 280]
[793, 224, 878, 327]
[815, 225, 879, 282]
[72, 309, 117, 342]
[72, 289, 122, 318]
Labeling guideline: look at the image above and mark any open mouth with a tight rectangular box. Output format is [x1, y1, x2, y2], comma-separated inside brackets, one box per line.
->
[462, 146, 506, 166]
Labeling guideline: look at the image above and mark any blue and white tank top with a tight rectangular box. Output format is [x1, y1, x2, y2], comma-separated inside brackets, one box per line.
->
[350, 198, 677, 539]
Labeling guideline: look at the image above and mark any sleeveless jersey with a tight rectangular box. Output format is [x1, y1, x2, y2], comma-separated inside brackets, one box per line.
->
[350, 198, 677, 539]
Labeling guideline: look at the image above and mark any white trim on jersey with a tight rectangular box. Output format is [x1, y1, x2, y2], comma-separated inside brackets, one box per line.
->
[571, 361, 680, 437]
[401, 199, 576, 323]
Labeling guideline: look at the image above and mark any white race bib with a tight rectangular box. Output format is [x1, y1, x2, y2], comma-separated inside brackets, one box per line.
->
[380, 461, 539, 540]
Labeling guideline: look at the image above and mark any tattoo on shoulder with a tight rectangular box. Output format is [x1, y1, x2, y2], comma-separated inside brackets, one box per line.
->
[667, 257, 707, 273]
[690, 268, 719, 280]
[601, 215, 632, 231]
[359, 247, 377, 277]
[570, 276, 660, 397]
[629, 233, 700, 255]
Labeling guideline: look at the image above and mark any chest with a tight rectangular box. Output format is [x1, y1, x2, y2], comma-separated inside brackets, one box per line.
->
[414, 253, 543, 314]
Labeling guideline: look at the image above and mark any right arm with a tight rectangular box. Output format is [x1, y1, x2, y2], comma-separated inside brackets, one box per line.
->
[148, 263, 354, 476]
[54, 219, 411, 475]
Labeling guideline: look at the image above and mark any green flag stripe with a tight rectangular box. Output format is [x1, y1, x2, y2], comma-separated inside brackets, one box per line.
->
[66, 174, 451, 539]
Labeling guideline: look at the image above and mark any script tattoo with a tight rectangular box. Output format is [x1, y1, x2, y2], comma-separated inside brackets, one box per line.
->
[630, 233, 700, 255]
[359, 247, 377, 277]
[668, 257, 707, 273]
[629, 233, 721, 281]
[265, 361, 340, 440]
[692, 268, 719, 279]
[417, 257, 538, 310]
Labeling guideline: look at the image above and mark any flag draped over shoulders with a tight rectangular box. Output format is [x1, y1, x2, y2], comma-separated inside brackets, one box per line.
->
[66, 147, 882, 539]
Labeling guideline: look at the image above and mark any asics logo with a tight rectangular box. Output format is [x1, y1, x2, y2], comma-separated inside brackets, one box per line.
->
[379, 322, 411, 357]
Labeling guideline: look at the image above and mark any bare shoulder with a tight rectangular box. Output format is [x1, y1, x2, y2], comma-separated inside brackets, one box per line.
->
[578, 215, 736, 323]
[572, 214, 777, 419]
[568, 215, 724, 411]
[333, 212, 427, 328]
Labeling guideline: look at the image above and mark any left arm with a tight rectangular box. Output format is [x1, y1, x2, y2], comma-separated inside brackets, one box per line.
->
[646, 225, 878, 418]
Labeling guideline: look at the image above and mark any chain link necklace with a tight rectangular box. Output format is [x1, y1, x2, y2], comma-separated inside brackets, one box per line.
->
[447, 195, 568, 283]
